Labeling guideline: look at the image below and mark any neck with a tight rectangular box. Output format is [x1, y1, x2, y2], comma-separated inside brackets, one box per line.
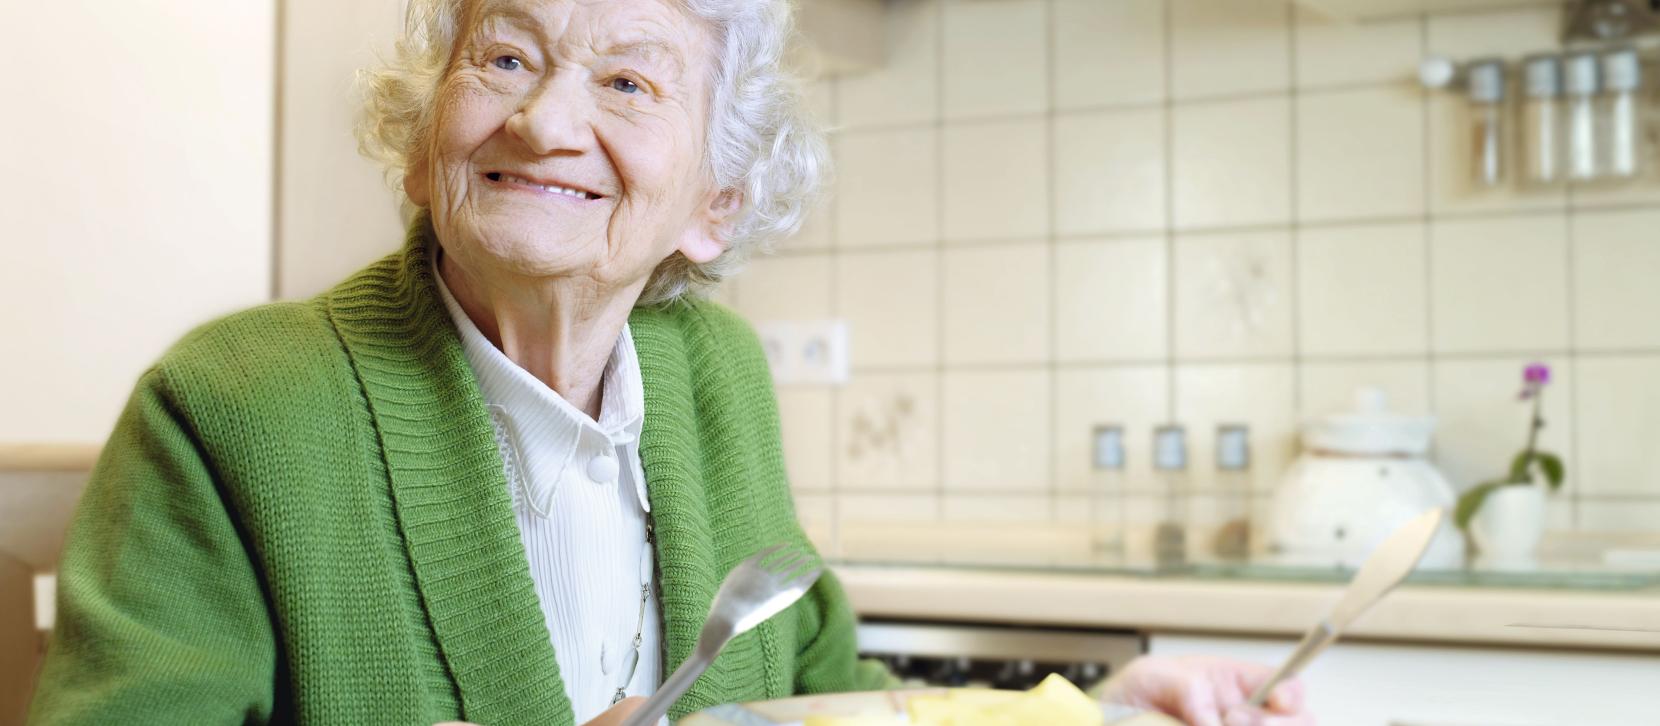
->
[437, 248, 639, 420]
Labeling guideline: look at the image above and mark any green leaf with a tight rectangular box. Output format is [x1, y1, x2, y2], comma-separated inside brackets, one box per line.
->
[1455, 480, 1509, 531]
[1508, 451, 1533, 482]
[1535, 451, 1566, 490]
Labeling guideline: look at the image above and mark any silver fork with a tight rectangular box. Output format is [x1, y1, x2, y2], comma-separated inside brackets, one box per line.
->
[620, 542, 823, 726]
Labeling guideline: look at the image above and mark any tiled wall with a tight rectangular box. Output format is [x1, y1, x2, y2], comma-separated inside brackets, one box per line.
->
[720, 0, 1660, 538]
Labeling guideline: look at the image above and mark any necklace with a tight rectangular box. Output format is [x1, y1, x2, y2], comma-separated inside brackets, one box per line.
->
[609, 520, 654, 705]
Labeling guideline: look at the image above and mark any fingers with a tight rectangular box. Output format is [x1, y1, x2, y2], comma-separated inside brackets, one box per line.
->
[1266, 679, 1306, 714]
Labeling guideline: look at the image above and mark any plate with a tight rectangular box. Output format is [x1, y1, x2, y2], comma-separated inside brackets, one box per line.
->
[679, 689, 1180, 725]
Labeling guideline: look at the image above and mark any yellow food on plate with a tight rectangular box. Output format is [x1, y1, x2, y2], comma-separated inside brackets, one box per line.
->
[803, 674, 1103, 726]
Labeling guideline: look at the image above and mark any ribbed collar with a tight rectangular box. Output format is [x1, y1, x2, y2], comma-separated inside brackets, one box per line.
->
[323, 217, 722, 724]
[429, 247, 651, 515]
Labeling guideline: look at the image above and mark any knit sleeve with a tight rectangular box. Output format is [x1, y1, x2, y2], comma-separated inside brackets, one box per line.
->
[28, 369, 277, 725]
[791, 568, 902, 695]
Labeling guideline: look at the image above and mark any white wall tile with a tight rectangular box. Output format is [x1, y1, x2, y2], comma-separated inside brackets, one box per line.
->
[1054, 237, 1169, 362]
[1429, 216, 1570, 354]
[803, 80, 834, 127]
[1175, 363, 1298, 493]
[835, 127, 939, 248]
[837, 373, 939, 491]
[1296, 222, 1428, 356]
[942, 494, 1052, 523]
[1169, 0, 1291, 101]
[1172, 96, 1293, 229]
[793, 492, 835, 550]
[734, 254, 833, 322]
[1431, 357, 1574, 492]
[943, 243, 1050, 365]
[1574, 356, 1660, 497]
[942, 0, 1047, 119]
[836, 0, 939, 128]
[1053, 366, 1170, 492]
[1293, 7, 1420, 89]
[787, 189, 833, 251]
[1298, 361, 1432, 419]
[837, 493, 939, 522]
[836, 250, 939, 367]
[942, 369, 1051, 491]
[1572, 209, 1660, 350]
[1425, 5, 1560, 58]
[942, 118, 1051, 241]
[1296, 86, 1426, 222]
[777, 388, 833, 493]
[1174, 230, 1295, 359]
[793, 492, 834, 523]
[1053, 107, 1167, 235]
[1053, 0, 1166, 109]
[1578, 500, 1660, 533]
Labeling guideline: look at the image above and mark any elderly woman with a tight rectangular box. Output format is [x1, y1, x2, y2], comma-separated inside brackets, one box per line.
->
[28, 1, 1309, 725]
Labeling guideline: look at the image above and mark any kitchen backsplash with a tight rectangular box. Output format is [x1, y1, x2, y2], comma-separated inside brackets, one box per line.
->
[717, 0, 1660, 538]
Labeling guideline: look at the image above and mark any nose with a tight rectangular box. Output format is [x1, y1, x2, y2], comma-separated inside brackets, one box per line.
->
[505, 74, 593, 156]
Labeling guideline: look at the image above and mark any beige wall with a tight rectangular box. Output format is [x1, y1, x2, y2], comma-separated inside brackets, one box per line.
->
[0, 0, 276, 444]
[725, 0, 1660, 536]
[277, 0, 407, 300]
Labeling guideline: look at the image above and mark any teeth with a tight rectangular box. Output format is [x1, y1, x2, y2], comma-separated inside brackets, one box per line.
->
[500, 173, 593, 199]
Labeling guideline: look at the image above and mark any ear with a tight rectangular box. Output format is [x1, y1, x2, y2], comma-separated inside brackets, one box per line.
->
[403, 156, 431, 207]
[675, 186, 741, 264]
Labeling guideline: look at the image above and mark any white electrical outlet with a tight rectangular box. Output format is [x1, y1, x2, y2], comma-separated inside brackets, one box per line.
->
[753, 319, 849, 385]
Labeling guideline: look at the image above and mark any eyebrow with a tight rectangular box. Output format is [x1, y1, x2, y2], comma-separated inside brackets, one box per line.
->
[599, 38, 686, 76]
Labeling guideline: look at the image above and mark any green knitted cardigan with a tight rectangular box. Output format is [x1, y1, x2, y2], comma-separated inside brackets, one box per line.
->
[29, 228, 888, 725]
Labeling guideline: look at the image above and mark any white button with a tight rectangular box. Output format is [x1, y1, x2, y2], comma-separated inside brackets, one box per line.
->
[587, 454, 619, 483]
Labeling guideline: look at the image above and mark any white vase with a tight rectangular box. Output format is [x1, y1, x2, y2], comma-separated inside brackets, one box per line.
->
[1469, 482, 1546, 566]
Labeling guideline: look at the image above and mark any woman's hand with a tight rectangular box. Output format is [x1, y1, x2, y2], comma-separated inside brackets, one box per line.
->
[436, 695, 646, 726]
[1099, 655, 1313, 726]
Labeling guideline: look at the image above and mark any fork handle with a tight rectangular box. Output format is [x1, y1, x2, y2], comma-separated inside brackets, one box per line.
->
[620, 651, 709, 726]
[1248, 619, 1336, 708]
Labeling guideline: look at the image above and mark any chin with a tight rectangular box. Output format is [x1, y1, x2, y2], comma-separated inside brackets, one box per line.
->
[453, 218, 608, 278]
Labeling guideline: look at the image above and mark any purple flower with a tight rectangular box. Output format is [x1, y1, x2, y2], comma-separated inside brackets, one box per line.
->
[1519, 362, 1551, 399]
[1524, 363, 1551, 385]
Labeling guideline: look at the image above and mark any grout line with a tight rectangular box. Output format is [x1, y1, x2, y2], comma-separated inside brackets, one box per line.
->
[933, 0, 947, 523]
[826, 76, 843, 553]
[1160, 0, 1178, 425]
[1044, 0, 1059, 521]
[1564, 194, 1582, 529]
[1419, 11, 1442, 469]
[1286, 0, 1303, 423]
[835, 347, 1660, 377]
[764, 203, 1660, 260]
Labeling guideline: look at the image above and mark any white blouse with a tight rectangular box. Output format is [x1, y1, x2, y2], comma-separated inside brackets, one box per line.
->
[433, 261, 663, 724]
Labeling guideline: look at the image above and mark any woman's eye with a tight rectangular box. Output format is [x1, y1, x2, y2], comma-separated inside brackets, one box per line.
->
[491, 55, 523, 71]
[608, 77, 641, 94]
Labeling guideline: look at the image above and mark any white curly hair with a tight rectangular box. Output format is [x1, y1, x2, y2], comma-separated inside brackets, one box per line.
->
[357, 0, 829, 304]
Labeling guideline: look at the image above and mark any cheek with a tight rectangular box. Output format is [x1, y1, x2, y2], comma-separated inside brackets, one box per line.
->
[612, 118, 705, 204]
[431, 81, 513, 163]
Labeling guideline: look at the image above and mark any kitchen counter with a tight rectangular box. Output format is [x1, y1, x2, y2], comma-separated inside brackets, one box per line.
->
[821, 522, 1660, 653]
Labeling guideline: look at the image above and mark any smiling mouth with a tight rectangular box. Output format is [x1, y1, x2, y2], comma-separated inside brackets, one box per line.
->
[484, 172, 604, 200]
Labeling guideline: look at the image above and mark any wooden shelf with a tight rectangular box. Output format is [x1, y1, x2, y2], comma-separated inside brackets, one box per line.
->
[0, 445, 100, 472]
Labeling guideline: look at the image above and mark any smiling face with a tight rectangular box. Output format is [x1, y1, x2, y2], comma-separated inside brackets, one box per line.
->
[406, 0, 733, 291]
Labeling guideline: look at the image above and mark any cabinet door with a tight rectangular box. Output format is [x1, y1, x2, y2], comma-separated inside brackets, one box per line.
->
[0, 0, 275, 445]
[1149, 633, 1660, 724]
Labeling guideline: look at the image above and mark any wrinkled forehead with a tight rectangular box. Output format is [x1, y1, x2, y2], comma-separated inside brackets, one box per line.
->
[461, 0, 714, 73]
